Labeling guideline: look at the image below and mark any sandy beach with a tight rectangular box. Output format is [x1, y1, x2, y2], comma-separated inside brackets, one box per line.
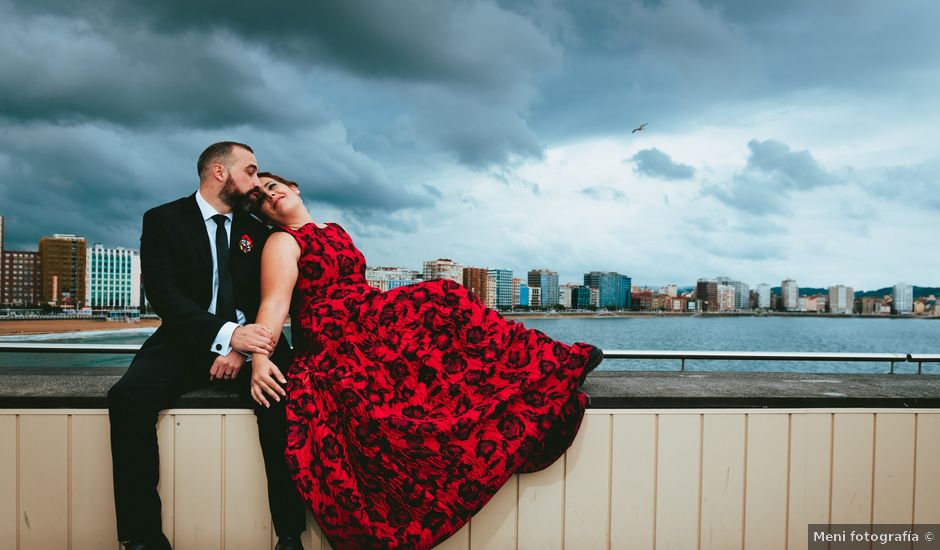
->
[0, 319, 162, 336]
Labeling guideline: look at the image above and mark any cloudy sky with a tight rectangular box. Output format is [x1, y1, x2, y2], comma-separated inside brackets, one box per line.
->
[1, 0, 938, 290]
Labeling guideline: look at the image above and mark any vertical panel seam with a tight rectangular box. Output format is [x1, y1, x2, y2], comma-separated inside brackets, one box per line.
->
[67, 414, 72, 550]
[870, 414, 877, 525]
[652, 414, 659, 550]
[827, 414, 834, 525]
[559, 452, 565, 550]
[696, 414, 703, 550]
[784, 414, 792, 550]
[740, 414, 748, 550]
[15, 414, 20, 550]
[221, 414, 226, 550]
[607, 414, 613, 550]
[514, 475, 519, 550]
[911, 414, 919, 523]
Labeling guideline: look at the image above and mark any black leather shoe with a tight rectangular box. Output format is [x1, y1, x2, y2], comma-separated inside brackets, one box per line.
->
[274, 535, 305, 550]
[121, 536, 171, 550]
[580, 346, 604, 385]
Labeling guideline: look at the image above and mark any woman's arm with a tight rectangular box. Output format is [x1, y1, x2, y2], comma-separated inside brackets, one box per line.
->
[251, 232, 301, 407]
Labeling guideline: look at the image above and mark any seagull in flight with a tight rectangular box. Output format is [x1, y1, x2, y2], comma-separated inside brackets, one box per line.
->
[632, 123, 647, 134]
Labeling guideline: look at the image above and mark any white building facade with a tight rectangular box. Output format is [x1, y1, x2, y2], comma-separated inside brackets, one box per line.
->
[828, 285, 854, 314]
[86, 244, 141, 309]
[893, 283, 914, 314]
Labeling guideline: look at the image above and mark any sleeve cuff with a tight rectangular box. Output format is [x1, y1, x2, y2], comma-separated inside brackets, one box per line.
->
[211, 322, 239, 356]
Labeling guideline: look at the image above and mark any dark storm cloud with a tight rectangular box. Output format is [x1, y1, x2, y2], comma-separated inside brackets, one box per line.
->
[703, 139, 837, 215]
[631, 148, 694, 180]
[525, 0, 940, 140]
[0, 3, 325, 130]
[5, 0, 558, 166]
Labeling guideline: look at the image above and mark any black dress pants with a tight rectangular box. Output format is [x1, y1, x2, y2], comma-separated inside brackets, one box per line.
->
[108, 343, 306, 544]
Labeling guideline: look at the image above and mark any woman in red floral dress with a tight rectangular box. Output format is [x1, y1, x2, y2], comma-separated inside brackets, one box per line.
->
[247, 173, 603, 549]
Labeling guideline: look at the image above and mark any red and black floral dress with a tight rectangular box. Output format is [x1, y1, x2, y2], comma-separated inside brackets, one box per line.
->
[280, 222, 595, 549]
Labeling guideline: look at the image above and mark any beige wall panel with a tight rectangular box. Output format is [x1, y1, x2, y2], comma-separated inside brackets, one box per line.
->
[787, 413, 831, 550]
[19, 414, 69, 550]
[610, 413, 656, 550]
[743, 414, 788, 550]
[0, 415, 16, 550]
[437, 522, 470, 550]
[655, 414, 701, 550]
[174, 414, 223, 550]
[157, 413, 175, 542]
[914, 413, 940, 523]
[470, 475, 518, 550]
[302, 509, 329, 550]
[700, 414, 745, 550]
[222, 414, 273, 550]
[872, 414, 915, 524]
[70, 413, 118, 550]
[564, 413, 611, 550]
[517, 455, 564, 550]
[830, 414, 874, 523]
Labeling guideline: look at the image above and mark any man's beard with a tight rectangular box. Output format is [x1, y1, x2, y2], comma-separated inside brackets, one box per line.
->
[218, 174, 251, 213]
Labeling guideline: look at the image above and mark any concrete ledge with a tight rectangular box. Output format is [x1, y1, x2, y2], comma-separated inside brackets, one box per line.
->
[2, 367, 939, 409]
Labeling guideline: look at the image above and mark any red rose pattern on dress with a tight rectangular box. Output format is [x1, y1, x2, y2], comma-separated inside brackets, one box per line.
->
[280, 222, 594, 550]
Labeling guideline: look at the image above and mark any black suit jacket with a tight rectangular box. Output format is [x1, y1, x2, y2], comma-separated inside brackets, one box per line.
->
[136, 193, 291, 371]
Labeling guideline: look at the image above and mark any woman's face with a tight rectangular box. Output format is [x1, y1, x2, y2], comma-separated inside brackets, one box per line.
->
[253, 177, 301, 222]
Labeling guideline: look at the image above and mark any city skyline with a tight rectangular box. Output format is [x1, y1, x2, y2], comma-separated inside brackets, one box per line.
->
[1, 2, 939, 289]
[2, 214, 935, 295]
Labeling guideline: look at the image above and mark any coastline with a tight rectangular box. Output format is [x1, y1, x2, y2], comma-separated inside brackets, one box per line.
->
[0, 319, 162, 336]
[0, 310, 935, 336]
[502, 311, 939, 320]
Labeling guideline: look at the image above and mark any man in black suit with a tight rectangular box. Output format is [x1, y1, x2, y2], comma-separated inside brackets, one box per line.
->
[108, 142, 305, 550]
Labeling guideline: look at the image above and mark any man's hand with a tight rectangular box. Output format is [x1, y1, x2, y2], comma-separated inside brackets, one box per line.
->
[209, 350, 247, 381]
[250, 356, 288, 408]
[231, 324, 275, 355]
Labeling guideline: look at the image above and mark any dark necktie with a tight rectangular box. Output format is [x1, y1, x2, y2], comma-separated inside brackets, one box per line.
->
[212, 214, 237, 322]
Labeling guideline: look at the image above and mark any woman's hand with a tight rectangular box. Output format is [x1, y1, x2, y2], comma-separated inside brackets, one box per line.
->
[250, 355, 288, 408]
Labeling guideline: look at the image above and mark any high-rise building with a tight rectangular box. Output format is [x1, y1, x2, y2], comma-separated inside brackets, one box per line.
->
[512, 278, 523, 306]
[716, 277, 749, 310]
[559, 283, 579, 308]
[39, 234, 87, 307]
[2, 251, 41, 306]
[828, 285, 854, 314]
[422, 258, 462, 283]
[757, 284, 771, 309]
[86, 244, 141, 309]
[573, 286, 591, 309]
[530, 286, 541, 308]
[487, 269, 513, 308]
[518, 283, 530, 307]
[527, 269, 558, 309]
[781, 279, 799, 311]
[0, 216, 4, 292]
[365, 266, 420, 291]
[892, 283, 914, 314]
[659, 284, 678, 298]
[695, 279, 718, 311]
[462, 267, 488, 304]
[485, 273, 497, 309]
[583, 271, 632, 309]
[717, 284, 736, 312]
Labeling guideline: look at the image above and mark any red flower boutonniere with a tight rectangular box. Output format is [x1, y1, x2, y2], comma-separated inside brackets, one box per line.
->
[239, 234, 253, 253]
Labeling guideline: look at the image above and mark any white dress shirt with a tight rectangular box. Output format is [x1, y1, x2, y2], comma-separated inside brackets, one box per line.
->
[195, 189, 246, 356]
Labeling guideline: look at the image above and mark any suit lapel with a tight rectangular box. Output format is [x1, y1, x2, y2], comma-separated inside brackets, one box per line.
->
[184, 194, 213, 290]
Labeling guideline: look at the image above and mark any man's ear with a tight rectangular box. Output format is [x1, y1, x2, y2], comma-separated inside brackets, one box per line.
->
[211, 162, 226, 183]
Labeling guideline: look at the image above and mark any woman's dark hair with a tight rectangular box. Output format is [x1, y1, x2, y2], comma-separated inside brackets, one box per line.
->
[257, 172, 299, 188]
[250, 172, 300, 220]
